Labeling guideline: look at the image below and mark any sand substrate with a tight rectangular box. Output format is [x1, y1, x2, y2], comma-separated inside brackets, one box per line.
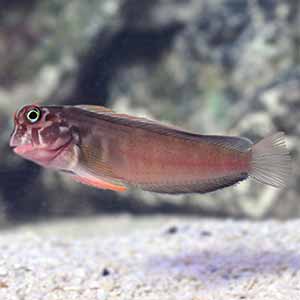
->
[0, 215, 299, 300]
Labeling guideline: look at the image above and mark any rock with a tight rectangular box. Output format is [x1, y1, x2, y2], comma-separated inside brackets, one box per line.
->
[107, 0, 300, 219]
[0, 0, 124, 222]
[0, 0, 299, 221]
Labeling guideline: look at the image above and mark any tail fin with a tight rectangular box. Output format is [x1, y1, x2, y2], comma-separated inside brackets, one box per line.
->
[250, 132, 291, 188]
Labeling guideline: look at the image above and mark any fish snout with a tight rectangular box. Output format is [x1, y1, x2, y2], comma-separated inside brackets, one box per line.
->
[9, 134, 28, 155]
[9, 124, 31, 149]
[9, 130, 21, 148]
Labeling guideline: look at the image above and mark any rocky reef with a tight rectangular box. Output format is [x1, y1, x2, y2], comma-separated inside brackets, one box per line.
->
[0, 0, 299, 222]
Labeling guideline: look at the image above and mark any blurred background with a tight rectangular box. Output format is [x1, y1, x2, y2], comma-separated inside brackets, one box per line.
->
[0, 0, 299, 227]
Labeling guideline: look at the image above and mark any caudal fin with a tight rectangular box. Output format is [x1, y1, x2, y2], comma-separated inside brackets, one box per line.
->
[250, 132, 291, 188]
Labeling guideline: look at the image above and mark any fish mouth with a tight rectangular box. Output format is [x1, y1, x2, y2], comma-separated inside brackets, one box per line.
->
[12, 138, 73, 164]
[12, 144, 35, 155]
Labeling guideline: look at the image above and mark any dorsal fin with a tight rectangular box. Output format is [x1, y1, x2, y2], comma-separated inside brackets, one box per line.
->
[76, 105, 113, 114]
[98, 114, 253, 152]
[75, 106, 252, 152]
[199, 135, 253, 152]
[110, 113, 182, 130]
[76, 105, 177, 128]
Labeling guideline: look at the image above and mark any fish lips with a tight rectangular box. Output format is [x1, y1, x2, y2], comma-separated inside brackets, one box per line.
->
[11, 144, 55, 165]
[12, 144, 35, 155]
[9, 135, 34, 157]
[11, 138, 73, 166]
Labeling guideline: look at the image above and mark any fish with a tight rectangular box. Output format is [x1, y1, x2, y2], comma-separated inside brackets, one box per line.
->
[9, 104, 291, 194]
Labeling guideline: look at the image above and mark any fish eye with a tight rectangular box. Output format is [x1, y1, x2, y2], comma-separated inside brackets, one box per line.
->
[26, 108, 41, 124]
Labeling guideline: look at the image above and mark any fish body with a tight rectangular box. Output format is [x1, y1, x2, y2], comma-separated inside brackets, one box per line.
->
[10, 104, 291, 193]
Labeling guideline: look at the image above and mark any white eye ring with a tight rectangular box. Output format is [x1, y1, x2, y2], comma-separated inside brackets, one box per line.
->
[26, 108, 41, 124]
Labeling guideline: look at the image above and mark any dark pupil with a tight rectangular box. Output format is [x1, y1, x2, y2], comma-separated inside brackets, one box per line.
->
[28, 110, 38, 121]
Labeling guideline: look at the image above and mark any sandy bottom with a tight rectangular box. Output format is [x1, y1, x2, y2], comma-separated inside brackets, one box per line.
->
[0, 215, 299, 300]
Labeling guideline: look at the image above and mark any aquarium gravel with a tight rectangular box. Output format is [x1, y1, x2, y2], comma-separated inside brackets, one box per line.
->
[0, 216, 299, 300]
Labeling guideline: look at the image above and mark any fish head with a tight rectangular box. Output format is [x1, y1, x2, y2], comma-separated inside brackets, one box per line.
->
[10, 104, 78, 167]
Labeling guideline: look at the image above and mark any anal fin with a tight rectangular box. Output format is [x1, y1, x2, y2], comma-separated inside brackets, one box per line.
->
[136, 173, 248, 194]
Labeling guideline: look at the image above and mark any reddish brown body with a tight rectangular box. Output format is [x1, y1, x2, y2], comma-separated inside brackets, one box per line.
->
[60, 107, 252, 193]
[10, 104, 291, 193]
[100, 124, 250, 184]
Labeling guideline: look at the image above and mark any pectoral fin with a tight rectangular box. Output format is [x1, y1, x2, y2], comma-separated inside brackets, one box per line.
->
[76, 140, 126, 192]
[79, 143, 117, 178]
